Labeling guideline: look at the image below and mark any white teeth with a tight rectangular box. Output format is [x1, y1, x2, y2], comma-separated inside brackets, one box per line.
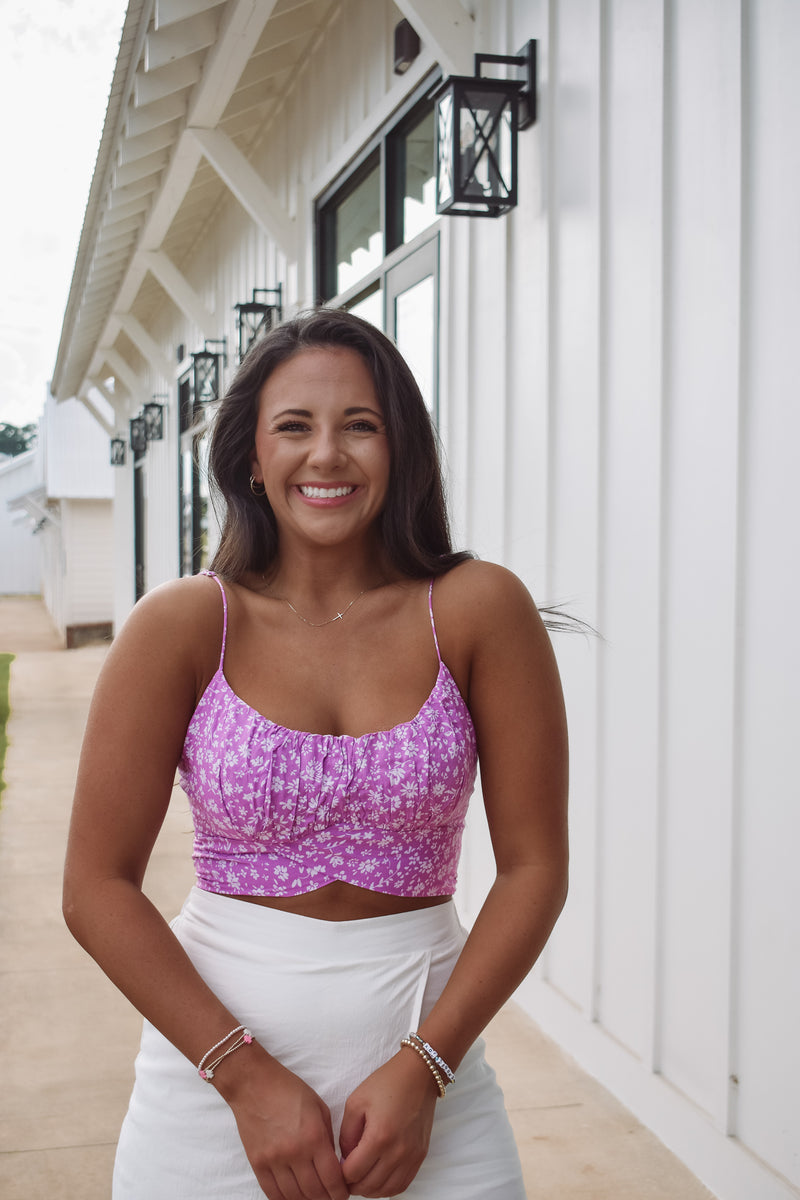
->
[299, 485, 355, 499]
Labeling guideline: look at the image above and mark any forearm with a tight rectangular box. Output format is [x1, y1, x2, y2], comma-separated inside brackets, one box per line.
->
[416, 863, 568, 1071]
[64, 878, 246, 1071]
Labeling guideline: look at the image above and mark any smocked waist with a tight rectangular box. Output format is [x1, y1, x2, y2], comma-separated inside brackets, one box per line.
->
[192, 821, 465, 898]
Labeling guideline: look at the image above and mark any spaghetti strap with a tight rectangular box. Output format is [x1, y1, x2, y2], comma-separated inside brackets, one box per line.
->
[428, 579, 442, 664]
[201, 569, 228, 670]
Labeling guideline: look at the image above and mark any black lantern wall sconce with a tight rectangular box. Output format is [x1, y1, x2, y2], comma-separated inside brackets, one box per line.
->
[191, 339, 227, 404]
[129, 415, 147, 458]
[433, 40, 537, 217]
[234, 287, 282, 362]
[110, 437, 127, 466]
[143, 395, 167, 441]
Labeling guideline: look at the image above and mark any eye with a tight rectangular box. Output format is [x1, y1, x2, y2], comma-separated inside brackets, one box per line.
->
[275, 420, 309, 433]
[347, 419, 380, 433]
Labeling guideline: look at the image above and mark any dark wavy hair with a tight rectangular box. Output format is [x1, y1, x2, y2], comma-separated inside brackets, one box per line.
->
[208, 307, 473, 581]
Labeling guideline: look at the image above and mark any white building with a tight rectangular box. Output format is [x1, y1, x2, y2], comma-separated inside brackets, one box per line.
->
[7, 395, 114, 645]
[0, 449, 40, 594]
[49, 3, 800, 1198]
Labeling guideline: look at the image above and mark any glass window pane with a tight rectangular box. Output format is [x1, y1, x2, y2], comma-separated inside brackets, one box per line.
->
[402, 108, 436, 243]
[460, 91, 514, 199]
[394, 274, 435, 415]
[335, 161, 382, 294]
[346, 285, 384, 330]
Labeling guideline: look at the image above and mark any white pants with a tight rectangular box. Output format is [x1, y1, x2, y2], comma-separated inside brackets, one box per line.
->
[113, 887, 526, 1199]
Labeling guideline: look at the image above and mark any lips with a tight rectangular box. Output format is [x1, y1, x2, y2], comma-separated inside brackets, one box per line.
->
[297, 485, 356, 499]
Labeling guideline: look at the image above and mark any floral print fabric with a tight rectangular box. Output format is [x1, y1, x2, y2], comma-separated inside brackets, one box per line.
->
[178, 575, 478, 898]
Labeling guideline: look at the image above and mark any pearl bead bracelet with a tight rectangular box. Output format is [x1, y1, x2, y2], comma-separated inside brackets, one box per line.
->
[197, 1025, 254, 1082]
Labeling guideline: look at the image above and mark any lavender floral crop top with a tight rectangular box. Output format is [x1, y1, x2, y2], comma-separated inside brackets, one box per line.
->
[178, 571, 478, 897]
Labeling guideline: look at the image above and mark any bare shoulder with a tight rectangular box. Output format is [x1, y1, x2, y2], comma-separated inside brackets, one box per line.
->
[434, 559, 543, 642]
[104, 572, 227, 687]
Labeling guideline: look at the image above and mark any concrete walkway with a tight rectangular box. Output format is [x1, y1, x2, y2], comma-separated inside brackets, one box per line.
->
[0, 596, 716, 1199]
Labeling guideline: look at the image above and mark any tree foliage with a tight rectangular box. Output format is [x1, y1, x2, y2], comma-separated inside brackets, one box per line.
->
[0, 422, 37, 457]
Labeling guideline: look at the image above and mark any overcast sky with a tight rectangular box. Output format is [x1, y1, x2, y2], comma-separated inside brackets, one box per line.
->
[0, 0, 128, 427]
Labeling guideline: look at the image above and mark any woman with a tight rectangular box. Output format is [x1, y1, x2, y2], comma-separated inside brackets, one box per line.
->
[63, 308, 569, 1200]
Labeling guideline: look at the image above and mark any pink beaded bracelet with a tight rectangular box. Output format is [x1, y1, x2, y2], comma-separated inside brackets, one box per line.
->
[197, 1025, 254, 1082]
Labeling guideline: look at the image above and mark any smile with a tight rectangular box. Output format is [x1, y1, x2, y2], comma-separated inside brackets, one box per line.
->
[298, 485, 356, 499]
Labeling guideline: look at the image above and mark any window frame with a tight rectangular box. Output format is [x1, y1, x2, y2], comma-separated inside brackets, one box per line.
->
[315, 70, 441, 306]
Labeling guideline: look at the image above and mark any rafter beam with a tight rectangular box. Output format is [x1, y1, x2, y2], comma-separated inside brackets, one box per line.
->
[118, 121, 182, 166]
[145, 11, 219, 72]
[392, 0, 474, 76]
[126, 90, 188, 137]
[77, 391, 115, 437]
[155, 0, 225, 31]
[117, 314, 174, 380]
[133, 52, 203, 106]
[188, 0, 280, 127]
[139, 249, 217, 337]
[82, 0, 282, 404]
[187, 126, 295, 258]
[103, 349, 147, 406]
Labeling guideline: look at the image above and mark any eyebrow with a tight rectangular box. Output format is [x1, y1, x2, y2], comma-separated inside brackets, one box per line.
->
[271, 406, 383, 419]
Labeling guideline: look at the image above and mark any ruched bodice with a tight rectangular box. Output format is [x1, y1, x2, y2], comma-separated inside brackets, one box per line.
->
[178, 573, 478, 897]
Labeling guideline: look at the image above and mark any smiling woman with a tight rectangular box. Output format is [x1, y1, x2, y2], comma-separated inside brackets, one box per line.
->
[63, 307, 569, 1200]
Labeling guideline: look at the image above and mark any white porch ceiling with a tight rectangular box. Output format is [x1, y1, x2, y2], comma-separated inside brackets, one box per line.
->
[50, 0, 469, 407]
[50, 0, 338, 405]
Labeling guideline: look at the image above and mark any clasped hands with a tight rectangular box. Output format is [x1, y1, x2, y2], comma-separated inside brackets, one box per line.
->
[222, 1044, 439, 1200]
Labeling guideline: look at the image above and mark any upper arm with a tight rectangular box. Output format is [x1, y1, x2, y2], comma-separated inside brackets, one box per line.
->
[65, 576, 222, 891]
[444, 563, 569, 878]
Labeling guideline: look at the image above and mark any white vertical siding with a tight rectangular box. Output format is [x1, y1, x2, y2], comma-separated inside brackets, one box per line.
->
[102, 2, 799, 1196]
[62, 500, 114, 626]
[593, 0, 665, 1067]
[0, 452, 41, 595]
[733, 0, 800, 1184]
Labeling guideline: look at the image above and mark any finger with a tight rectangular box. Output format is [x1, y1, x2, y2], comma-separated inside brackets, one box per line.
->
[256, 1169, 288, 1200]
[292, 1156, 347, 1200]
[313, 1149, 350, 1200]
[337, 1105, 365, 1161]
[340, 1141, 380, 1189]
[269, 1166, 305, 1200]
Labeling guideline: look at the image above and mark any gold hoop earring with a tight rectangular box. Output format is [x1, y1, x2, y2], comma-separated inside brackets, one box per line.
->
[249, 475, 266, 496]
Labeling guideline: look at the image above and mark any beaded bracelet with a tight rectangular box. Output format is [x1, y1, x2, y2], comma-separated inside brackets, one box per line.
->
[408, 1032, 456, 1085]
[400, 1036, 447, 1098]
[197, 1025, 254, 1082]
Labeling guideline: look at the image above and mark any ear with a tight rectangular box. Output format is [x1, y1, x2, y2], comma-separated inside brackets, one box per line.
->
[248, 449, 262, 483]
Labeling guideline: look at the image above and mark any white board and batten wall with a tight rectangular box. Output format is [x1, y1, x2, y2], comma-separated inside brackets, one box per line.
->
[40, 397, 115, 641]
[120, 3, 798, 1199]
[0, 451, 41, 595]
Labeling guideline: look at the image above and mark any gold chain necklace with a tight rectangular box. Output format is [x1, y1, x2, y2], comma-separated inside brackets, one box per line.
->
[261, 577, 380, 627]
[283, 589, 369, 627]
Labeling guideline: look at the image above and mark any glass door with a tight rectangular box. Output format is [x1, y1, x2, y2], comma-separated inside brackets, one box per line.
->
[386, 236, 439, 419]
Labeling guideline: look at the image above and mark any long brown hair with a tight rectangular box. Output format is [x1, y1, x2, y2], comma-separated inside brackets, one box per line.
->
[208, 308, 472, 581]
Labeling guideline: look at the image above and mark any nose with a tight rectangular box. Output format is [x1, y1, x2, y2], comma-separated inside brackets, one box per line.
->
[307, 426, 346, 471]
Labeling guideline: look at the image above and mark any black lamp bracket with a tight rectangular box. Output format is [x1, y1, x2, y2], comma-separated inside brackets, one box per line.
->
[249, 286, 282, 306]
[474, 39, 537, 130]
[201, 338, 228, 367]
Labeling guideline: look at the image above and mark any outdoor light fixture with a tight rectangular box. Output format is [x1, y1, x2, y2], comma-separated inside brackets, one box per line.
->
[393, 19, 420, 75]
[191, 339, 227, 404]
[143, 397, 166, 441]
[234, 286, 282, 361]
[433, 40, 537, 217]
[129, 415, 147, 457]
[110, 437, 126, 466]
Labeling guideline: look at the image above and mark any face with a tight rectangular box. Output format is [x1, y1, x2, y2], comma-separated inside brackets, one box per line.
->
[249, 346, 391, 552]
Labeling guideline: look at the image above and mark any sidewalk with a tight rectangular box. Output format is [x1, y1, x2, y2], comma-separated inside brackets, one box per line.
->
[0, 596, 715, 1199]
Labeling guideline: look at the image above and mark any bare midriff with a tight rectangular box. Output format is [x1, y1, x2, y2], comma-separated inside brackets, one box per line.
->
[229, 881, 451, 922]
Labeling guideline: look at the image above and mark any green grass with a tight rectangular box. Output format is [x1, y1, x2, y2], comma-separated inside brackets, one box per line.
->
[0, 653, 13, 801]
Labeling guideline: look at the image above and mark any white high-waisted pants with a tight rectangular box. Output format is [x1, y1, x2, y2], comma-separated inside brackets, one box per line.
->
[113, 887, 526, 1199]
